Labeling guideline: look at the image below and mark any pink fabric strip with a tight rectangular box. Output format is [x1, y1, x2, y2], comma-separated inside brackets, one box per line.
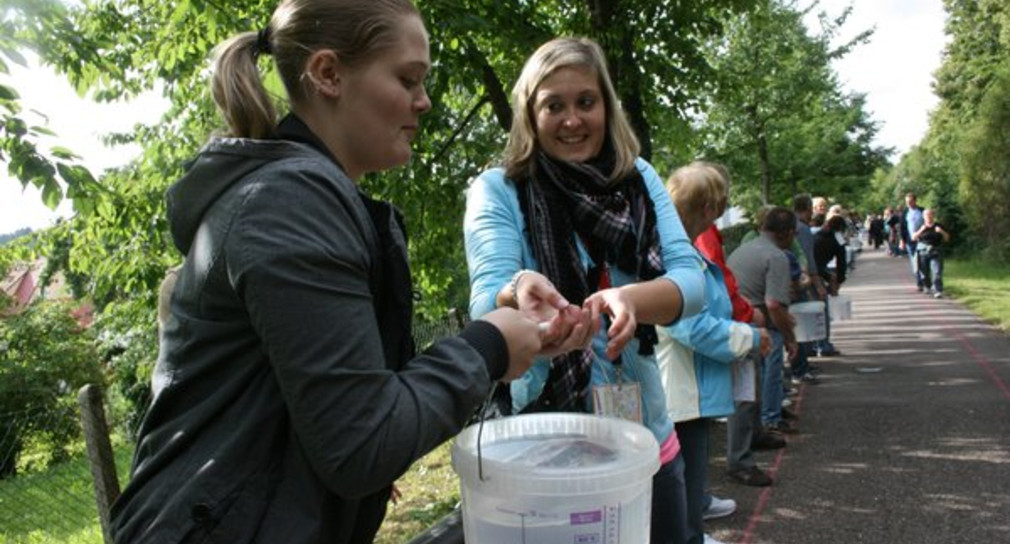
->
[658, 428, 681, 465]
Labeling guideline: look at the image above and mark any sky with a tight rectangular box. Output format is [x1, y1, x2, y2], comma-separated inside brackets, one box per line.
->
[0, 0, 949, 235]
[806, 0, 948, 154]
[1, 51, 168, 234]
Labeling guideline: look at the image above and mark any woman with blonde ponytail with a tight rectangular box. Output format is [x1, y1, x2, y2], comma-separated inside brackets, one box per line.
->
[109, 1, 577, 541]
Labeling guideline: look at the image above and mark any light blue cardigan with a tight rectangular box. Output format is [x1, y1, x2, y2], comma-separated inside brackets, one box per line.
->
[463, 159, 706, 444]
[657, 252, 760, 423]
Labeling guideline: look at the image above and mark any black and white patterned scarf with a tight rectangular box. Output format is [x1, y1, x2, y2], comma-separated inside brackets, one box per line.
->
[516, 144, 665, 412]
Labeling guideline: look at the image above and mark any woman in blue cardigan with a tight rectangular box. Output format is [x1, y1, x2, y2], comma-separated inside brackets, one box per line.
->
[659, 163, 772, 544]
[463, 37, 706, 544]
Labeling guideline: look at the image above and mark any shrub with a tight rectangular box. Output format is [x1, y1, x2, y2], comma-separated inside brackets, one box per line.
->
[0, 300, 104, 478]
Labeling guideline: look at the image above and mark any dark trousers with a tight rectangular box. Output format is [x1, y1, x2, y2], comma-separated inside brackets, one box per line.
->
[676, 418, 711, 544]
[727, 400, 757, 471]
[652, 452, 690, 544]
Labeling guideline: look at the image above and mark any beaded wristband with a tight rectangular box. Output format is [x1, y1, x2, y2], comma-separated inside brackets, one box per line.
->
[509, 269, 533, 305]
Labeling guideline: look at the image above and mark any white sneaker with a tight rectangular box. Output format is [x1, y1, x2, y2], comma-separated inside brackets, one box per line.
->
[704, 534, 727, 544]
[702, 495, 737, 520]
[933, 291, 943, 299]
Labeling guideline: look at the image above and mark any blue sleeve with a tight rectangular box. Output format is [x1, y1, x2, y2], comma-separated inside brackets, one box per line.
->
[670, 308, 756, 364]
[463, 169, 525, 319]
[668, 266, 758, 363]
[641, 159, 705, 323]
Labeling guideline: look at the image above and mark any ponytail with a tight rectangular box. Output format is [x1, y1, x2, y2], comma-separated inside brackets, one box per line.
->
[208, 0, 420, 139]
[211, 32, 277, 139]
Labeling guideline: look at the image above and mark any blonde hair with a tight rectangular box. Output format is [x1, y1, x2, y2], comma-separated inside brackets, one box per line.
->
[211, 0, 420, 139]
[503, 37, 640, 182]
[666, 163, 726, 224]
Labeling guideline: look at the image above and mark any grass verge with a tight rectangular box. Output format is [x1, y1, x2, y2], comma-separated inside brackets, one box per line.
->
[375, 441, 460, 543]
[944, 257, 1010, 332]
[1, 437, 459, 544]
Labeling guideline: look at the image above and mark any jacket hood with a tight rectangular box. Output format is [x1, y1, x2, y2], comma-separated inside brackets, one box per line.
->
[166, 139, 319, 255]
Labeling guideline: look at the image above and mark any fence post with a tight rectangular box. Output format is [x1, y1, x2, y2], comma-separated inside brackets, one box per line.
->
[448, 307, 466, 332]
[78, 384, 121, 544]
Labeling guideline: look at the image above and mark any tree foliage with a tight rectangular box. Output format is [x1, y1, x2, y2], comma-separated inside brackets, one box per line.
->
[0, 0, 105, 214]
[0, 0, 932, 431]
[697, 0, 890, 211]
[3, 0, 759, 319]
[873, 0, 1008, 259]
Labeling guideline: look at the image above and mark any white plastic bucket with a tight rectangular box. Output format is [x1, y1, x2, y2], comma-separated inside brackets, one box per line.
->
[829, 294, 852, 321]
[790, 300, 827, 342]
[452, 413, 659, 544]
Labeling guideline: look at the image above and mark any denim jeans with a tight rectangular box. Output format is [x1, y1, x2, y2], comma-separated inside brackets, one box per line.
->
[917, 251, 944, 293]
[760, 330, 785, 425]
[907, 241, 923, 287]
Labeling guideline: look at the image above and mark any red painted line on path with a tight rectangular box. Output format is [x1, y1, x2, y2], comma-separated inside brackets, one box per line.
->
[737, 384, 807, 544]
[738, 255, 1009, 543]
[888, 263, 1010, 400]
[946, 322, 1010, 400]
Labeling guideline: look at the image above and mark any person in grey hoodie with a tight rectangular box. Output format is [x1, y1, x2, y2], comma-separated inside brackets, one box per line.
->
[110, 1, 595, 542]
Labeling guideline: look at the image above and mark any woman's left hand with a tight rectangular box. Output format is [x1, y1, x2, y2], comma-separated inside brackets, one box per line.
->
[583, 287, 637, 360]
[537, 305, 599, 358]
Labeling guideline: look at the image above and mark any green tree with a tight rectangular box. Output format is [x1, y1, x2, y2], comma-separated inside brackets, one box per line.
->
[959, 64, 1010, 260]
[697, 0, 889, 208]
[3, 0, 758, 318]
[875, 0, 1007, 258]
[0, 0, 103, 214]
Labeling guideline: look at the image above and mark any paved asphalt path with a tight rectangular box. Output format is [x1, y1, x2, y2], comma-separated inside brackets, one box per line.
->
[705, 248, 1010, 544]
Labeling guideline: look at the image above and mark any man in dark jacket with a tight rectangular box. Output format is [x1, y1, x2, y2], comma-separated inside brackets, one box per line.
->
[814, 215, 848, 294]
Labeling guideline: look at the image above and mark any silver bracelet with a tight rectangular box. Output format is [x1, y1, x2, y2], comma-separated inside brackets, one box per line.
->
[509, 269, 533, 304]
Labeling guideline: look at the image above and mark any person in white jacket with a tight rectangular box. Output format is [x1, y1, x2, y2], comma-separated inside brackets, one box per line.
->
[658, 163, 772, 544]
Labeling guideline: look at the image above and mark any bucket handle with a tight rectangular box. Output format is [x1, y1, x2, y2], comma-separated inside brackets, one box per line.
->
[476, 382, 501, 481]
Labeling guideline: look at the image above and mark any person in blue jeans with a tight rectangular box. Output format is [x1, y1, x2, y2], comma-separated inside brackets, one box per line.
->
[900, 192, 925, 290]
[791, 194, 826, 378]
[911, 208, 950, 298]
[727, 207, 799, 437]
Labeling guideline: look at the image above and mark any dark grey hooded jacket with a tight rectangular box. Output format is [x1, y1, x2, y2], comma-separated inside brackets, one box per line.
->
[110, 117, 507, 543]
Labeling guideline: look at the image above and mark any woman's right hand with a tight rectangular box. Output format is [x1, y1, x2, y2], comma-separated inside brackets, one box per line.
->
[512, 270, 570, 322]
[478, 307, 544, 382]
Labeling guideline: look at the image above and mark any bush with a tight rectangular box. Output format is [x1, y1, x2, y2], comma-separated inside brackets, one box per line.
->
[0, 300, 104, 478]
[93, 298, 158, 438]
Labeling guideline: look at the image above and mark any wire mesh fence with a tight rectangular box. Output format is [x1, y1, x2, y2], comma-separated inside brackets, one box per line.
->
[0, 404, 113, 543]
[0, 309, 470, 543]
[413, 308, 470, 350]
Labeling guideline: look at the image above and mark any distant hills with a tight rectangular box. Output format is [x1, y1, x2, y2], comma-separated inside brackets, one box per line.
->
[0, 227, 32, 245]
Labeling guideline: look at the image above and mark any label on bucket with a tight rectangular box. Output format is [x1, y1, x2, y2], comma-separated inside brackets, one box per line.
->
[464, 492, 651, 544]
